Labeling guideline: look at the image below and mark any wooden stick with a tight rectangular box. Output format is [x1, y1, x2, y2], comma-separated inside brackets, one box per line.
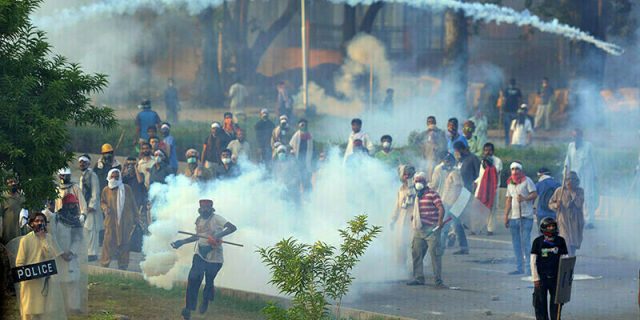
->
[178, 231, 244, 247]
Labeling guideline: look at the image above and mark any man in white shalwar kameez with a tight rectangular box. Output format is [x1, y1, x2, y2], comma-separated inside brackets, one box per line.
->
[49, 194, 88, 315]
[563, 129, 598, 228]
[78, 155, 102, 261]
[390, 165, 416, 269]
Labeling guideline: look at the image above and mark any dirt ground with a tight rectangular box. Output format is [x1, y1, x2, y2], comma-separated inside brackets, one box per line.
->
[3, 274, 266, 320]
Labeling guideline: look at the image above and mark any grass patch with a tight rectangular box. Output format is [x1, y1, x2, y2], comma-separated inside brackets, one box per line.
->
[4, 273, 267, 320]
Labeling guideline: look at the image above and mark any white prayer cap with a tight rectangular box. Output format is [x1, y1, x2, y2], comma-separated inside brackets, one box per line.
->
[510, 162, 523, 170]
[520, 103, 528, 110]
[58, 167, 71, 175]
[78, 155, 91, 163]
[276, 144, 287, 154]
[279, 115, 288, 122]
[211, 122, 221, 129]
[161, 123, 171, 130]
[414, 171, 427, 182]
[260, 108, 269, 115]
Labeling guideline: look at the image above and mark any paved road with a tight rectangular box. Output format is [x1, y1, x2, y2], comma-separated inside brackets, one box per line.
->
[342, 228, 639, 320]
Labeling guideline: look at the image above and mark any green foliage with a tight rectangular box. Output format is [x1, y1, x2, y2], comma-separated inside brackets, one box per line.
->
[257, 215, 382, 320]
[0, 0, 115, 208]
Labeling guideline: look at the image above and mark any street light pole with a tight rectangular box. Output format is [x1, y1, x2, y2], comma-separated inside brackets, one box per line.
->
[301, 0, 308, 110]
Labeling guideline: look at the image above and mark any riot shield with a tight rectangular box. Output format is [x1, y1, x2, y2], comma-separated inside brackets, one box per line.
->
[8, 233, 68, 320]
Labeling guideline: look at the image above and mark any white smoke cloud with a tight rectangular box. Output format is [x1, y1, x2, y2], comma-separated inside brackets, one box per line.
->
[140, 150, 404, 295]
[33, 0, 623, 56]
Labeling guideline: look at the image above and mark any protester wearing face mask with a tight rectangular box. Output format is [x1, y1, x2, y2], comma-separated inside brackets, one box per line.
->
[1, 178, 26, 244]
[563, 128, 597, 229]
[100, 169, 138, 270]
[15, 211, 67, 320]
[407, 172, 446, 288]
[272, 144, 301, 202]
[437, 154, 466, 254]
[171, 199, 237, 319]
[94, 143, 122, 192]
[77, 155, 102, 261]
[212, 149, 239, 180]
[504, 161, 537, 275]
[160, 122, 178, 173]
[548, 171, 585, 257]
[49, 193, 88, 315]
[416, 116, 447, 179]
[375, 135, 403, 168]
[149, 149, 173, 186]
[271, 115, 291, 157]
[254, 108, 276, 164]
[122, 157, 146, 214]
[137, 142, 155, 191]
[55, 168, 88, 222]
[530, 217, 568, 320]
[184, 149, 212, 182]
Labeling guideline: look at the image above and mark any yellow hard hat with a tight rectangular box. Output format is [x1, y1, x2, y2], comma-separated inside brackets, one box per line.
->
[101, 143, 114, 153]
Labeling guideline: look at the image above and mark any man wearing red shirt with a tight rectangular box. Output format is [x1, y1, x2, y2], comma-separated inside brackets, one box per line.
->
[408, 172, 446, 287]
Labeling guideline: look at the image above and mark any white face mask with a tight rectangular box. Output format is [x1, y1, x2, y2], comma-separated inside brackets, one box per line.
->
[221, 158, 231, 165]
[382, 142, 391, 149]
[415, 182, 425, 191]
[427, 124, 436, 130]
[108, 179, 120, 189]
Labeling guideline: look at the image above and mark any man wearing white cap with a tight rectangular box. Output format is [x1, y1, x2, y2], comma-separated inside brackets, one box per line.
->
[504, 161, 537, 275]
[254, 108, 275, 164]
[78, 154, 103, 261]
[202, 122, 226, 169]
[271, 115, 291, 158]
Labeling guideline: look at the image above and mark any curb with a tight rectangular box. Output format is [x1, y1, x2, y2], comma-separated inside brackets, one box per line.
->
[87, 265, 416, 320]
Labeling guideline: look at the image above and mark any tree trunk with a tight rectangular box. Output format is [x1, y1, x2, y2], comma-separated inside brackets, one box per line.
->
[359, 2, 385, 34]
[343, 5, 357, 45]
[443, 8, 469, 110]
[246, 0, 300, 77]
[193, 7, 224, 108]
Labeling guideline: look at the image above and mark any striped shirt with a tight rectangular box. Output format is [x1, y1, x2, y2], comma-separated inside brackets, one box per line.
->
[417, 190, 443, 226]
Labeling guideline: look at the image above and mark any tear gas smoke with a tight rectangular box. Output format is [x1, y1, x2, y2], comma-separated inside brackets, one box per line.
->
[34, 0, 623, 56]
[140, 150, 405, 295]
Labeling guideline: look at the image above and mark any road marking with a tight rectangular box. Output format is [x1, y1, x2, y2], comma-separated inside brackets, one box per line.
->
[468, 236, 511, 245]
[470, 267, 509, 274]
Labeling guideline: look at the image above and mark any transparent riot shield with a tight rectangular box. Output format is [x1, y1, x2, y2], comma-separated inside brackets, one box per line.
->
[8, 233, 68, 320]
[49, 214, 88, 316]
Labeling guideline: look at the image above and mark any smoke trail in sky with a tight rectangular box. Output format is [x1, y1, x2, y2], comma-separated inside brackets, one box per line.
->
[35, 0, 623, 56]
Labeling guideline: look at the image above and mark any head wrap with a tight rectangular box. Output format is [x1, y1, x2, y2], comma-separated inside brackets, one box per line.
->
[107, 168, 125, 223]
[279, 115, 288, 122]
[78, 155, 91, 163]
[161, 123, 171, 130]
[510, 162, 523, 170]
[260, 108, 269, 115]
[62, 193, 79, 205]
[199, 199, 214, 208]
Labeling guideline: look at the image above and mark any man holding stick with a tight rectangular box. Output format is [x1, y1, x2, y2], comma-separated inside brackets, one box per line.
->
[171, 199, 237, 320]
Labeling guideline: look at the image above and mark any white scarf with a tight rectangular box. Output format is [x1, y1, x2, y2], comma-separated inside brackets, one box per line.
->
[107, 168, 125, 224]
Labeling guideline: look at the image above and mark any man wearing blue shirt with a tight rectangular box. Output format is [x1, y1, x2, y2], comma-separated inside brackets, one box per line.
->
[446, 118, 468, 154]
[535, 168, 561, 221]
[135, 99, 161, 143]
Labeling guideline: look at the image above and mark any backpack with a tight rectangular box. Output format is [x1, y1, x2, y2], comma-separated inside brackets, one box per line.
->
[539, 183, 560, 212]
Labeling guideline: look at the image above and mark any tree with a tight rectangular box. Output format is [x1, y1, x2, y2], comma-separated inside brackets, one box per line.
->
[443, 8, 469, 110]
[192, 6, 225, 107]
[342, 2, 386, 45]
[0, 0, 116, 209]
[258, 215, 381, 320]
[224, 0, 300, 84]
